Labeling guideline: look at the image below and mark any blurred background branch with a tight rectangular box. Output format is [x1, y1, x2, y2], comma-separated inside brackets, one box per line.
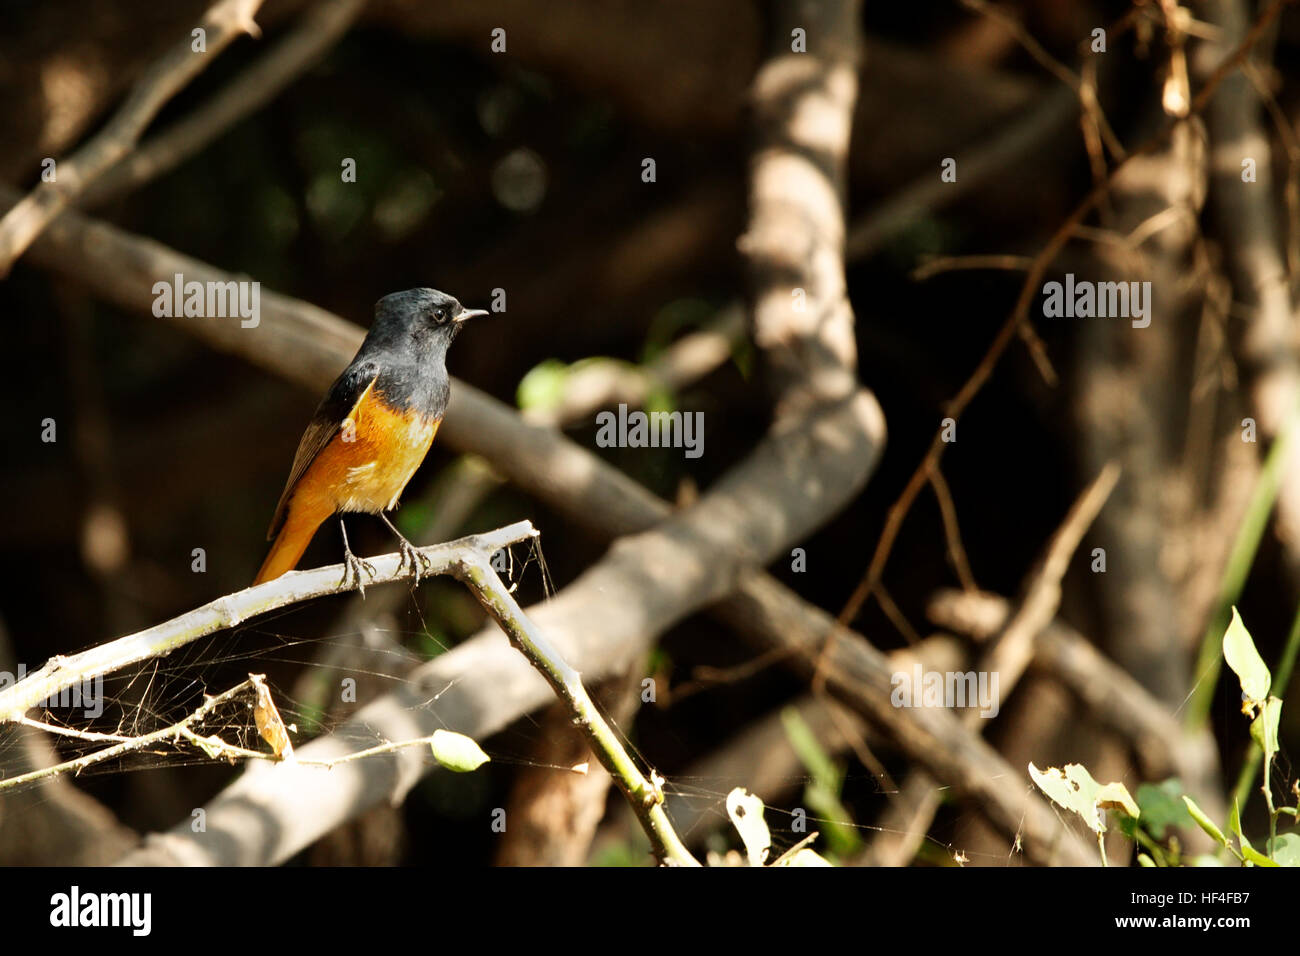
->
[2, 0, 1299, 868]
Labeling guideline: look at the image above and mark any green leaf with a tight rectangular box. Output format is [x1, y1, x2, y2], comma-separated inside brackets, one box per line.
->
[781, 707, 861, 856]
[1137, 853, 1156, 867]
[731, 337, 755, 380]
[1116, 812, 1140, 839]
[641, 297, 716, 361]
[1267, 833, 1300, 866]
[1228, 799, 1253, 851]
[1136, 779, 1191, 839]
[429, 729, 490, 772]
[1223, 607, 1271, 702]
[296, 701, 325, 735]
[1249, 696, 1283, 762]
[1241, 845, 1278, 867]
[643, 383, 676, 416]
[1182, 795, 1228, 848]
[591, 842, 646, 868]
[515, 359, 570, 412]
[726, 788, 771, 867]
[1029, 762, 1138, 833]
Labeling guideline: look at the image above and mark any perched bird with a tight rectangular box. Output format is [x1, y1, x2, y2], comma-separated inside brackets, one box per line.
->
[253, 288, 485, 587]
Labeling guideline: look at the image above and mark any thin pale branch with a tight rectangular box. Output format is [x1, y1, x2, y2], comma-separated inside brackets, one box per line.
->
[0, 679, 256, 792]
[4, 520, 699, 865]
[456, 554, 698, 865]
[0, 521, 535, 721]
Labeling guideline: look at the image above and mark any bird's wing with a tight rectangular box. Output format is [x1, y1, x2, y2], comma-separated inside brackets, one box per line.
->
[266, 359, 380, 539]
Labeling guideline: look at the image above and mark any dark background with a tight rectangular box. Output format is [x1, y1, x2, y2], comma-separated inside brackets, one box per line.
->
[0, 0, 1296, 867]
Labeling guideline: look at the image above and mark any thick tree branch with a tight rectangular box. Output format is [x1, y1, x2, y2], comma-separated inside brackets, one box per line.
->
[741, 0, 860, 410]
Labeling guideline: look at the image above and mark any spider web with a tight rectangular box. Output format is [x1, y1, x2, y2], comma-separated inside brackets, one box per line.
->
[0, 535, 1025, 867]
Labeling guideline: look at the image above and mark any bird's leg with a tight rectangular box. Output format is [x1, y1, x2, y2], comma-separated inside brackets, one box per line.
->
[380, 513, 433, 586]
[339, 518, 376, 597]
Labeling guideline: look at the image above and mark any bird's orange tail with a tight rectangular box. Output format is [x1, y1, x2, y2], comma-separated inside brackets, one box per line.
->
[253, 503, 331, 585]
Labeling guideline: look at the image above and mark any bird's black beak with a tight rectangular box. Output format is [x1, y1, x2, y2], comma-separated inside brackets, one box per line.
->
[453, 307, 489, 324]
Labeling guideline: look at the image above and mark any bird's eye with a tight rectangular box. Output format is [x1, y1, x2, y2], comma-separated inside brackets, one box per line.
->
[433, 308, 447, 322]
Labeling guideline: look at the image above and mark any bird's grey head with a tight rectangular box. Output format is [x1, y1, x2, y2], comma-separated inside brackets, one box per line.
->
[370, 288, 487, 352]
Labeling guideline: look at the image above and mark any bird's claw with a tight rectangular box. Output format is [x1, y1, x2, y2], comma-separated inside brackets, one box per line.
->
[399, 539, 434, 586]
[341, 548, 377, 597]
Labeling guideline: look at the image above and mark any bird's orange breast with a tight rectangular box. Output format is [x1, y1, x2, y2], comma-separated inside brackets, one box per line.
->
[292, 385, 440, 517]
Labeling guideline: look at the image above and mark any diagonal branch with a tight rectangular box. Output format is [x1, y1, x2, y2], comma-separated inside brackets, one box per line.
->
[455, 553, 698, 866]
[926, 589, 1218, 787]
[1, 519, 699, 865]
[0, 521, 535, 721]
[82, 0, 367, 209]
[0, 0, 264, 275]
[859, 463, 1119, 864]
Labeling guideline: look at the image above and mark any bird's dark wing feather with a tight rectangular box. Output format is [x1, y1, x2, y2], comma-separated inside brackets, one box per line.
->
[266, 359, 379, 539]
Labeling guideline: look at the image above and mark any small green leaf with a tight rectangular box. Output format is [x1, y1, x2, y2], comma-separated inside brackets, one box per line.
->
[726, 788, 771, 867]
[643, 385, 676, 417]
[591, 841, 646, 868]
[1137, 853, 1156, 867]
[1182, 795, 1228, 848]
[781, 707, 860, 856]
[429, 729, 490, 772]
[1228, 799, 1253, 851]
[1136, 779, 1191, 839]
[1223, 607, 1271, 702]
[515, 359, 570, 412]
[1241, 845, 1278, 867]
[1266, 833, 1300, 866]
[1116, 812, 1140, 839]
[296, 701, 325, 735]
[1249, 696, 1283, 762]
